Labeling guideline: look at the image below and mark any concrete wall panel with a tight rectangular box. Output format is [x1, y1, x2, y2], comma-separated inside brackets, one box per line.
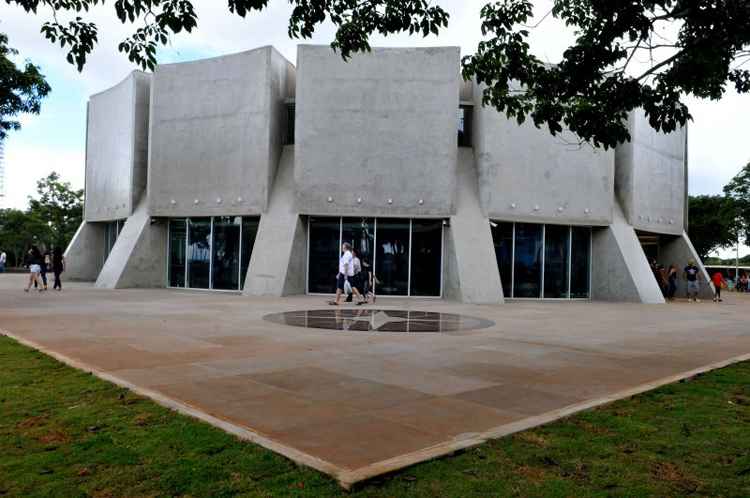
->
[473, 84, 614, 226]
[591, 204, 665, 303]
[85, 71, 150, 222]
[64, 222, 106, 281]
[148, 47, 294, 217]
[295, 45, 460, 217]
[615, 111, 686, 235]
[95, 199, 167, 289]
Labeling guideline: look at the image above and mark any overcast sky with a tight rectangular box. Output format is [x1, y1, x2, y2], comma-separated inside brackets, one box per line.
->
[3, 0, 749, 256]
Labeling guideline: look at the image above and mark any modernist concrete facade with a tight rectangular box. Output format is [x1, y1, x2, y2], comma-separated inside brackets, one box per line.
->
[65, 44, 711, 303]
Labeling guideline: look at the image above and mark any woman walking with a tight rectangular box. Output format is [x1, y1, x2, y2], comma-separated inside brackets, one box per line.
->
[52, 247, 65, 291]
[24, 246, 44, 293]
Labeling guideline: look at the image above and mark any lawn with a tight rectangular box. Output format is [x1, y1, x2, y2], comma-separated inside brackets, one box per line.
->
[1, 335, 749, 498]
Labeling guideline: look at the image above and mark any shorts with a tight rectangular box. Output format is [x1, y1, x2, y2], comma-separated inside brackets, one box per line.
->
[29, 264, 41, 274]
[687, 280, 699, 294]
[336, 273, 347, 292]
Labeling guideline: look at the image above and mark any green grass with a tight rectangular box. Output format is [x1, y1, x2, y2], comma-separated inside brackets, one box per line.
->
[1, 335, 749, 498]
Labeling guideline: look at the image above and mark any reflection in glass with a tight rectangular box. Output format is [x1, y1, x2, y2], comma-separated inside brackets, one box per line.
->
[570, 227, 591, 298]
[240, 217, 260, 289]
[308, 217, 341, 294]
[513, 223, 543, 298]
[490, 222, 513, 296]
[375, 219, 410, 296]
[168, 219, 186, 287]
[187, 217, 211, 289]
[212, 216, 241, 290]
[544, 225, 570, 298]
[342, 217, 374, 268]
[410, 219, 442, 296]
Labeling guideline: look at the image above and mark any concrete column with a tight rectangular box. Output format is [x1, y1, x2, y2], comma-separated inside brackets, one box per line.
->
[443, 148, 504, 304]
[95, 199, 167, 289]
[591, 204, 665, 303]
[64, 221, 106, 281]
[658, 232, 713, 300]
[243, 146, 306, 297]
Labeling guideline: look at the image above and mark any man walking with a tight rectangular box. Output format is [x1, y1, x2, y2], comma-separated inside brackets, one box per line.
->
[329, 242, 353, 306]
[684, 260, 701, 302]
[0, 250, 6, 273]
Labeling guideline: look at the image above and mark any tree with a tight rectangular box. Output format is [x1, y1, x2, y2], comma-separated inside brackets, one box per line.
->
[723, 161, 750, 243]
[687, 195, 740, 260]
[0, 32, 51, 140]
[27, 171, 84, 250]
[462, 0, 750, 148]
[0, 208, 49, 267]
[7, 1, 749, 148]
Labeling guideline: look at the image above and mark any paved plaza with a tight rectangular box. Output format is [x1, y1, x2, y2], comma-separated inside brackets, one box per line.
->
[1, 274, 749, 488]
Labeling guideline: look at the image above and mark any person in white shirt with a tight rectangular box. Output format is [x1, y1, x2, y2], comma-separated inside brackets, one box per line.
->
[0, 251, 6, 273]
[329, 242, 353, 305]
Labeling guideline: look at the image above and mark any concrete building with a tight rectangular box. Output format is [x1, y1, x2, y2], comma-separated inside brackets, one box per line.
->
[65, 44, 711, 303]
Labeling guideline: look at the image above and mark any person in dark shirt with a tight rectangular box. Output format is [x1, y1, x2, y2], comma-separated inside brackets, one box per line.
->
[684, 260, 700, 302]
[23, 246, 44, 293]
[52, 247, 65, 291]
[666, 264, 678, 300]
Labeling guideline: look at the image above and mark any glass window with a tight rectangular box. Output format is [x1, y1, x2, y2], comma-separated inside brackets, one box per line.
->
[490, 222, 513, 296]
[410, 219, 442, 296]
[544, 225, 570, 298]
[240, 217, 260, 289]
[375, 219, 410, 296]
[187, 218, 211, 289]
[212, 216, 241, 290]
[168, 219, 186, 287]
[513, 223, 543, 298]
[570, 227, 591, 298]
[308, 217, 341, 294]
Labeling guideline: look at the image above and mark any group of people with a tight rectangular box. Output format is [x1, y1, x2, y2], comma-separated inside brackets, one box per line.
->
[329, 242, 375, 306]
[22, 246, 66, 293]
[732, 272, 749, 292]
[649, 259, 704, 302]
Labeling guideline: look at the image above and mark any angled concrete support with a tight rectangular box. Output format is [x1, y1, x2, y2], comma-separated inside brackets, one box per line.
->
[443, 149, 504, 304]
[591, 205, 665, 303]
[64, 222, 106, 281]
[95, 200, 167, 289]
[658, 232, 713, 300]
[244, 146, 306, 297]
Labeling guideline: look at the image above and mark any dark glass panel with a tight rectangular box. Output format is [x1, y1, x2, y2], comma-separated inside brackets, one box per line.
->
[342, 217, 375, 294]
[187, 217, 211, 289]
[513, 223, 543, 298]
[240, 217, 260, 289]
[212, 216, 241, 290]
[168, 219, 186, 287]
[410, 219, 442, 296]
[490, 221, 513, 296]
[308, 217, 341, 294]
[375, 219, 410, 296]
[570, 226, 591, 298]
[544, 225, 570, 298]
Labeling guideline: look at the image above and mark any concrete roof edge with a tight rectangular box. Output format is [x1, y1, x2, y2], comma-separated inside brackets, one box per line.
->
[88, 70, 148, 100]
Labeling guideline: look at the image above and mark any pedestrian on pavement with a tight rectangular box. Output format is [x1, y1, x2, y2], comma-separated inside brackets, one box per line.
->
[24, 246, 44, 293]
[712, 271, 726, 302]
[350, 248, 367, 305]
[329, 242, 354, 306]
[0, 250, 6, 273]
[52, 247, 65, 291]
[666, 264, 678, 300]
[40, 249, 50, 291]
[684, 260, 701, 302]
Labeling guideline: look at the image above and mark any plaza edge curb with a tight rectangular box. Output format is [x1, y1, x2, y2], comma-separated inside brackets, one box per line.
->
[3, 327, 750, 490]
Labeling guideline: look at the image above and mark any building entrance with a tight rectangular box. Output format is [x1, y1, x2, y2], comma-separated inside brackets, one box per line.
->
[307, 217, 443, 297]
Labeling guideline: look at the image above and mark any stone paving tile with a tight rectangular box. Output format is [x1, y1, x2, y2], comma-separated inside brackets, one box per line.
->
[453, 384, 586, 416]
[371, 397, 523, 438]
[271, 413, 446, 470]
